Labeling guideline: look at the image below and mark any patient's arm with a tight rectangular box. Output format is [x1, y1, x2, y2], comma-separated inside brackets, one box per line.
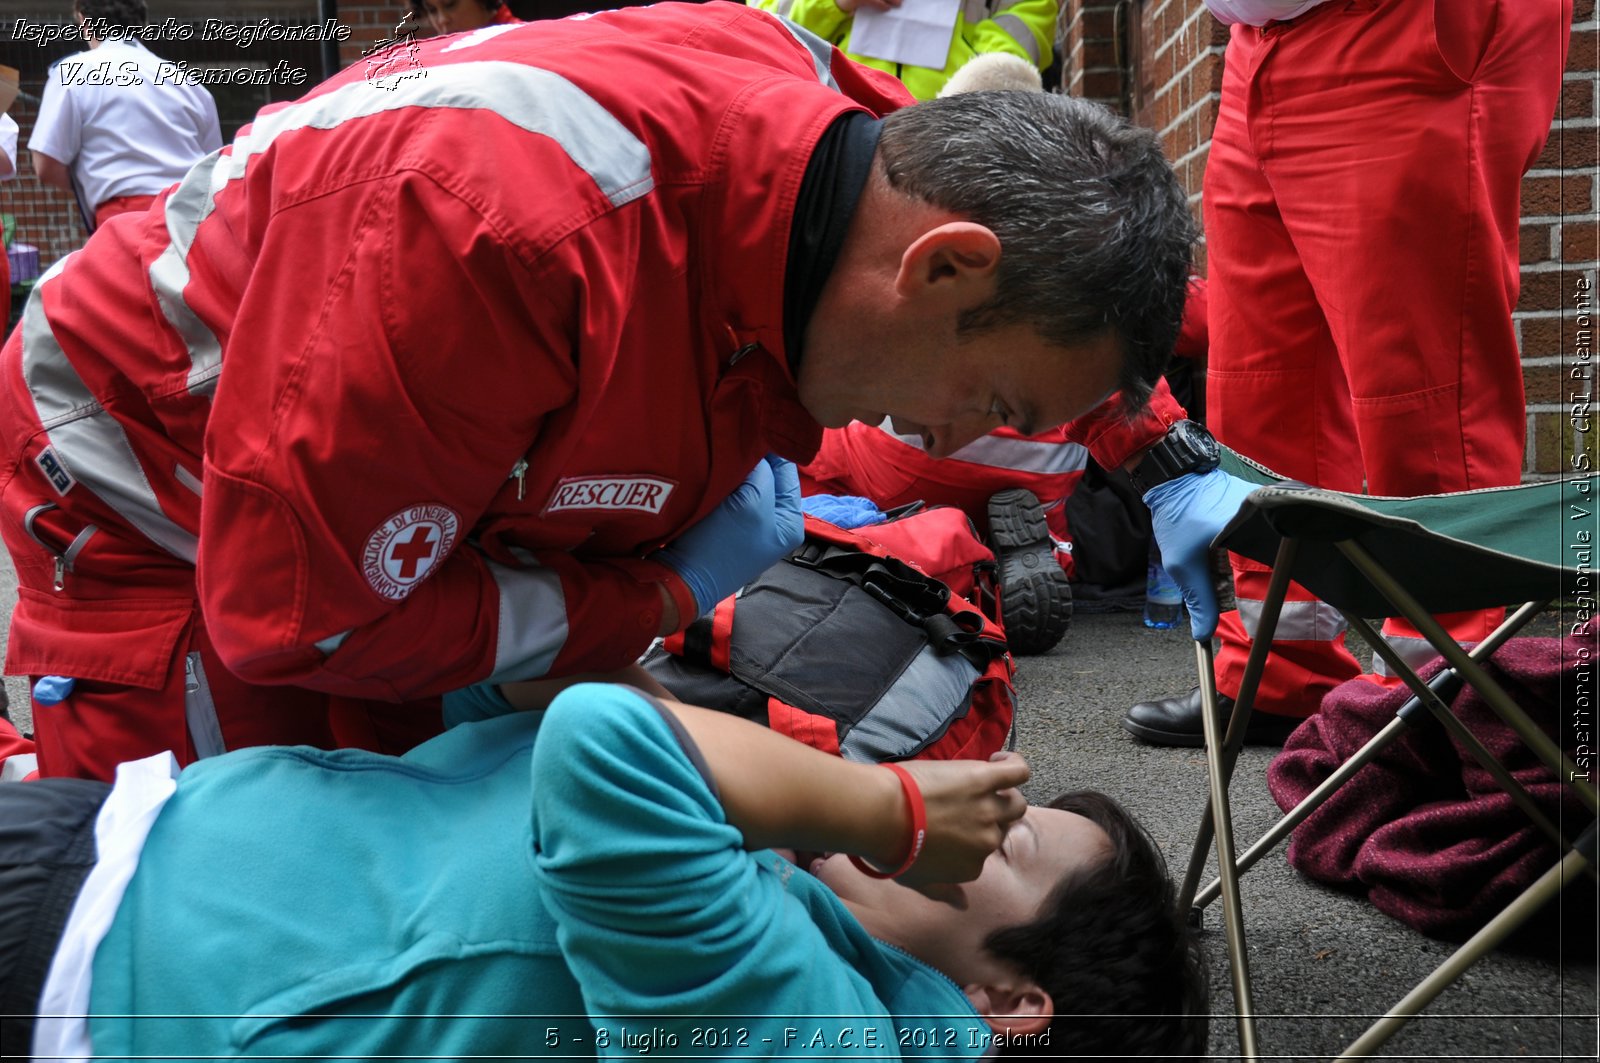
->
[498, 663, 673, 711]
[655, 695, 1029, 889]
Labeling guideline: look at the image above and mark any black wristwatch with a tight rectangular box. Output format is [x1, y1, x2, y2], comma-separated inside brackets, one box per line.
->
[1129, 420, 1220, 494]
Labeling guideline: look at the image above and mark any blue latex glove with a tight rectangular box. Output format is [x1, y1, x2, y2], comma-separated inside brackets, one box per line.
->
[1143, 469, 1257, 640]
[801, 493, 887, 530]
[32, 675, 76, 705]
[652, 455, 805, 617]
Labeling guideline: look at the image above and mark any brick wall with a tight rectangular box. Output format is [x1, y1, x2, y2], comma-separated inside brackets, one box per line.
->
[1056, 1, 1223, 256]
[1062, 0, 1596, 480]
[335, 1, 420, 68]
[1524, 0, 1599, 478]
[0, 1, 330, 275]
[1055, 0, 1124, 111]
[1130, 0, 1224, 265]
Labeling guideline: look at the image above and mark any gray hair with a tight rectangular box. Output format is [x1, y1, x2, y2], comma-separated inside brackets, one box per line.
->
[877, 92, 1195, 415]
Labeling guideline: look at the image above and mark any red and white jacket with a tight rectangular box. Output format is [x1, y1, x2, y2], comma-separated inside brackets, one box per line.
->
[1, 3, 913, 701]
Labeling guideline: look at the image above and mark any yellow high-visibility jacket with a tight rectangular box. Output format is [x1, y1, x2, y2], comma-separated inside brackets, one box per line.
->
[753, 0, 1057, 100]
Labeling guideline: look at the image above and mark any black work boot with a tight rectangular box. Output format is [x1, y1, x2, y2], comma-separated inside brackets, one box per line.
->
[987, 488, 1073, 656]
[1121, 687, 1304, 747]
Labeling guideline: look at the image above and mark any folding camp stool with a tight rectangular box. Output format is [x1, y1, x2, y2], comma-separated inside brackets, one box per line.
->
[1179, 450, 1600, 1061]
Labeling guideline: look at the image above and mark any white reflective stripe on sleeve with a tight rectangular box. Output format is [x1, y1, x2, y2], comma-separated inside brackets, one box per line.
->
[314, 629, 352, 655]
[839, 644, 984, 763]
[149, 150, 227, 399]
[21, 257, 87, 428]
[946, 433, 1088, 476]
[21, 262, 200, 564]
[174, 463, 203, 496]
[485, 557, 569, 683]
[769, 13, 840, 89]
[0, 753, 37, 782]
[151, 61, 657, 401]
[964, 0, 991, 24]
[992, 11, 1042, 64]
[1236, 597, 1348, 642]
[1370, 635, 1446, 678]
[872, 417, 1087, 476]
[771, 0, 799, 18]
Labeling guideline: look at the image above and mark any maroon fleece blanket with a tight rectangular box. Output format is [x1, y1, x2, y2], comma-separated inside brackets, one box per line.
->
[1266, 620, 1596, 940]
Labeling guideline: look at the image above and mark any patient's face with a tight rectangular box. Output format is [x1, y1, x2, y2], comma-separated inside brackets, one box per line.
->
[809, 805, 1110, 980]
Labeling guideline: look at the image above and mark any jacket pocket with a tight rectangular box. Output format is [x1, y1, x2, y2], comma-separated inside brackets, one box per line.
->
[5, 588, 192, 690]
[1429, 0, 1498, 88]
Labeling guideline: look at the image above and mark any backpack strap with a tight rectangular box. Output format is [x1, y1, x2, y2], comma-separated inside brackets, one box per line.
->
[789, 540, 1006, 671]
[669, 596, 736, 672]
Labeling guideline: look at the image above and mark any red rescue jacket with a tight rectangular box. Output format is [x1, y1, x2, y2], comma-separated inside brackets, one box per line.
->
[1, 3, 911, 700]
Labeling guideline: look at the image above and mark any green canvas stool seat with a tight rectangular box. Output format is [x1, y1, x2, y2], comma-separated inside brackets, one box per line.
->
[1183, 448, 1598, 1061]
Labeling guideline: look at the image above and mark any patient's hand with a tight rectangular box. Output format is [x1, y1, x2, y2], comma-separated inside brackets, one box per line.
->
[889, 751, 1029, 890]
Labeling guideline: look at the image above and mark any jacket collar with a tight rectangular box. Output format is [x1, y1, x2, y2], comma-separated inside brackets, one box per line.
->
[700, 78, 869, 383]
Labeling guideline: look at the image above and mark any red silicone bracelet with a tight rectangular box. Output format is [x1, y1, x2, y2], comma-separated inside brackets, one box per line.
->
[849, 762, 927, 879]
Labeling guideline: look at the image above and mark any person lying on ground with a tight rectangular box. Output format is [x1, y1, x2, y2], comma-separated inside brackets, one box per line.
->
[4, 682, 1208, 1060]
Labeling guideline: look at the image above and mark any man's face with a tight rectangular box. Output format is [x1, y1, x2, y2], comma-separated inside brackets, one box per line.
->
[799, 322, 1123, 457]
[809, 805, 1111, 983]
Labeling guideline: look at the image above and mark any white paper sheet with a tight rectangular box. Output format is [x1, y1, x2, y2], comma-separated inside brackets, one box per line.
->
[850, 0, 962, 70]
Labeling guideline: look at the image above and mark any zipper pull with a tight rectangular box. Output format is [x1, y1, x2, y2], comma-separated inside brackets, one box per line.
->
[52, 556, 65, 592]
[511, 458, 529, 501]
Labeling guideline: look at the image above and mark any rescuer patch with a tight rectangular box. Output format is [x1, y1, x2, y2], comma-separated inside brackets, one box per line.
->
[541, 476, 675, 517]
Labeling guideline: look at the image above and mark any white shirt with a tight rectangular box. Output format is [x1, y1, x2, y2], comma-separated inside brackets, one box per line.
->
[31, 752, 180, 1063]
[1204, 0, 1329, 26]
[0, 113, 19, 180]
[29, 37, 222, 212]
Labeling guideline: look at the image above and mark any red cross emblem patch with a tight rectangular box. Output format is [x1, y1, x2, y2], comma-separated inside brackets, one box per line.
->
[361, 503, 460, 600]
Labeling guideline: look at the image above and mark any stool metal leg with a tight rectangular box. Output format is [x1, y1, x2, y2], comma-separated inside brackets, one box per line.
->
[1192, 601, 1565, 911]
[1196, 639, 1260, 1061]
[1347, 612, 1581, 858]
[1338, 541, 1599, 815]
[1333, 824, 1596, 1060]
[1180, 538, 1299, 912]
[1190, 715, 1410, 910]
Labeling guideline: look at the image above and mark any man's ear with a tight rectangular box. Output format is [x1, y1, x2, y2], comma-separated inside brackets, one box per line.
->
[963, 982, 1053, 1036]
[894, 222, 1001, 301]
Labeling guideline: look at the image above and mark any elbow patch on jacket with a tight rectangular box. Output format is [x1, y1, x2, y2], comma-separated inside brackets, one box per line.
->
[196, 466, 320, 679]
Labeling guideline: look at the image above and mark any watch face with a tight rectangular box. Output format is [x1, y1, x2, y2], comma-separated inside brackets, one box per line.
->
[1173, 420, 1220, 464]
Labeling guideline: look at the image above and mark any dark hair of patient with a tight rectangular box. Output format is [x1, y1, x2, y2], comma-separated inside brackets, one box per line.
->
[985, 790, 1209, 1060]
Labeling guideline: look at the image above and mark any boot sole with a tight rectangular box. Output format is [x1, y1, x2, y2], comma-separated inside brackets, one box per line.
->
[988, 489, 1073, 656]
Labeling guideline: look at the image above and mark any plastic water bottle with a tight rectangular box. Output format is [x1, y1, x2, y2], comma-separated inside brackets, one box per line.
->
[1143, 551, 1184, 630]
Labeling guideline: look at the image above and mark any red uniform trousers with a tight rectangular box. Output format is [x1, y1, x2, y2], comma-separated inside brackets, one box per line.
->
[1204, 0, 1571, 715]
[92, 194, 157, 230]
